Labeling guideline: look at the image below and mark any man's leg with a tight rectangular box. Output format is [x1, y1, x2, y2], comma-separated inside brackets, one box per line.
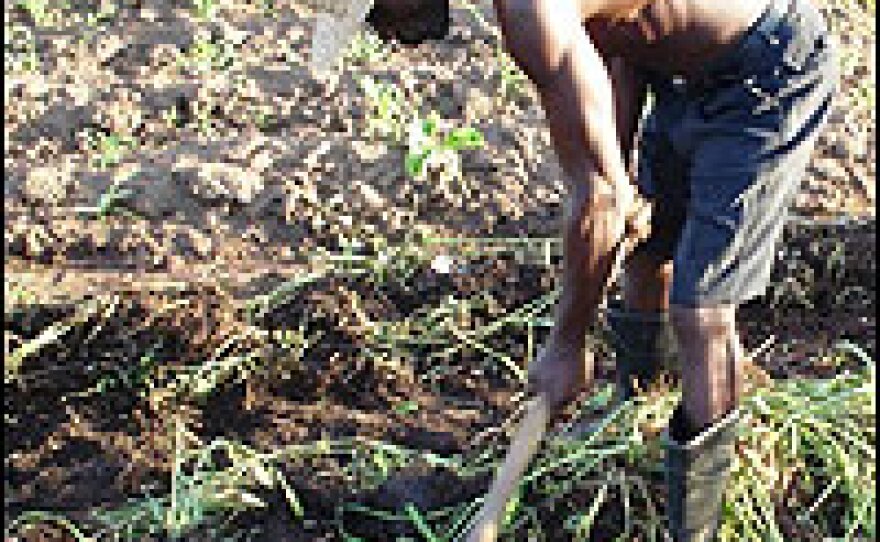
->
[660, 0, 838, 537]
[663, 303, 743, 542]
[608, 247, 681, 401]
[669, 305, 742, 434]
[608, 115, 687, 400]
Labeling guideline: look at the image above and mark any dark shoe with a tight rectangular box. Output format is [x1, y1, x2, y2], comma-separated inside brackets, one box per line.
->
[606, 308, 680, 401]
[664, 405, 741, 542]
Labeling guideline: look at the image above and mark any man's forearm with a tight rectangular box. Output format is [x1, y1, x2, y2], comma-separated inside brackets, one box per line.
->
[533, 35, 632, 345]
[551, 180, 627, 345]
[549, 59, 647, 344]
[497, 0, 636, 346]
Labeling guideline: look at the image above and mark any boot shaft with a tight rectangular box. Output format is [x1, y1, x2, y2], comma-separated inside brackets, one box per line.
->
[664, 405, 742, 542]
[606, 307, 680, 399]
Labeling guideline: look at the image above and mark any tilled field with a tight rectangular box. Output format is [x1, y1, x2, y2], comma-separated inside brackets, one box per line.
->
[4, 0, 876, 540]
[4, 219, 876, 540]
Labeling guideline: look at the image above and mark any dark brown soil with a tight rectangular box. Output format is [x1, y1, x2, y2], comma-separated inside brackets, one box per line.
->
[4, 0, 875, 539]
[6, 218, 874, 541]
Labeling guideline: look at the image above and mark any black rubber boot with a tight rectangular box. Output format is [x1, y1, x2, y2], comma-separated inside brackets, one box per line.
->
[606, 308, 680, 401]
[664, 405, 741, 542]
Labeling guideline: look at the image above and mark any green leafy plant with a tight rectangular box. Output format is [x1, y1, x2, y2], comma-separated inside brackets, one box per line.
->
[405, 112, 485, 181]
[87, 131, 135, 170]
[393, 400, 421, 415]
[181, 33, 235, 73]
[96, 184, 135, 219]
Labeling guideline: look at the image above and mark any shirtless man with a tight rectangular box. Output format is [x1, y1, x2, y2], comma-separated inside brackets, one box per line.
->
[362, 0, 838, 539]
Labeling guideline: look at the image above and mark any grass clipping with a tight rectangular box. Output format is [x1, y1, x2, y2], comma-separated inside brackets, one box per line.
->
[456, 357, 877, 541]
[721, 359, 876, 540]
[336, 356, 877, 542]
[5, 328, 875, 541]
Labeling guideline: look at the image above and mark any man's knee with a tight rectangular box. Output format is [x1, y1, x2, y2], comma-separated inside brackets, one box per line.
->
[669, 304, 739, 365]
[669, 304, 736, 339]
[671, 303, 744, 418]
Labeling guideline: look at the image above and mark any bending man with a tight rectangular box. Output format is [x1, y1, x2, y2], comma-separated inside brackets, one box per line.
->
[362, 0, 838, 538]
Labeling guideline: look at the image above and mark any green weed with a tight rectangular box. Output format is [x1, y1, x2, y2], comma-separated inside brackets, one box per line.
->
[405, 111, 485, 182]
[181, 33, 235, 73]
[86, 130, 135, 170]
[97, 184, 136, 220]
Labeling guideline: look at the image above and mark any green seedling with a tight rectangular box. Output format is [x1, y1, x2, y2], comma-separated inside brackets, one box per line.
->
[88, 131, 135, 170]
[405, 112, 485, 181]
[68, 170, 141, 221]
[182, 34, 235, 73]
[394, 401, 420, 415]
[96, 183, 135, 219]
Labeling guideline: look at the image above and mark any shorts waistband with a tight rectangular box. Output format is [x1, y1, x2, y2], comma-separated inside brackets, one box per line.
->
[648, 0, 795, 93]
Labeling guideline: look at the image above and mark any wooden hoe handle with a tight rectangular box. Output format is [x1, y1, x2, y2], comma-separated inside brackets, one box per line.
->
[462, 205, 646, 541]
[463, 395, 550, 542]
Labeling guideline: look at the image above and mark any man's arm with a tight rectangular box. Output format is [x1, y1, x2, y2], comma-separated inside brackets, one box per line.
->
[495, 0, 646, 406]
[607, 56, 648, 167]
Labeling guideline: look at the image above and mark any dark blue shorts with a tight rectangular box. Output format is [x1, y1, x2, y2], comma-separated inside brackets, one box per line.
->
[635, 0, 839, 306]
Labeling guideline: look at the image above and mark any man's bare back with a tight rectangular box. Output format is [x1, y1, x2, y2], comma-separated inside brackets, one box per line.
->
[583, 0, 771, 75]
